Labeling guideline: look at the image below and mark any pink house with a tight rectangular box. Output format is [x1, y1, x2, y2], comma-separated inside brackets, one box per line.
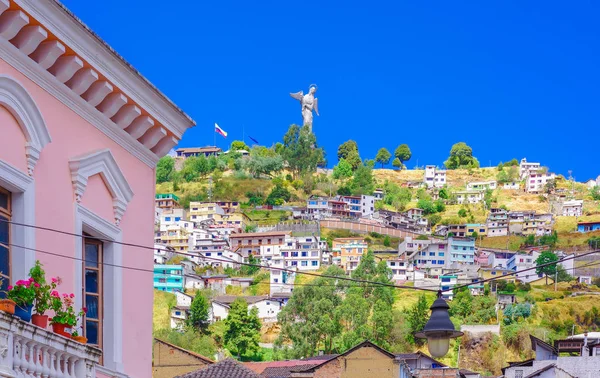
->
[0, 1, 194, 377]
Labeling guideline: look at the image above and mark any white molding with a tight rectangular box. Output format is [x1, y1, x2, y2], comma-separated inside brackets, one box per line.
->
[69, 149, 134, 226]
[0, 75, 51, 175]
[0, 36, 161, 167]
[95, 365, 129, 378]
[15, 0, 194, 139]
[74, 204, 124, 375]
[0, 159, 35, 281]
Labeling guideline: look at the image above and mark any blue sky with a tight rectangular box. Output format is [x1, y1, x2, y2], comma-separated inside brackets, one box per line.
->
[62, 1, 600, 180]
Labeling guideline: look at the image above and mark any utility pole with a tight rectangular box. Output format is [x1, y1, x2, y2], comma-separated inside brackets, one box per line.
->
[555, 268, 558, 292]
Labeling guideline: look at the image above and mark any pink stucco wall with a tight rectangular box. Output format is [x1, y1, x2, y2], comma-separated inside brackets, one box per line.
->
[0, 58, 155, 377]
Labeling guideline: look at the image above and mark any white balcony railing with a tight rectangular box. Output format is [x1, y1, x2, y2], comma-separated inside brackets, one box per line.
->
[0, 312, 101, 378]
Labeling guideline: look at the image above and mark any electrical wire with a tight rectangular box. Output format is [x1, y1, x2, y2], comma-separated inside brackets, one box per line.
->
[1, 218, 599, 294]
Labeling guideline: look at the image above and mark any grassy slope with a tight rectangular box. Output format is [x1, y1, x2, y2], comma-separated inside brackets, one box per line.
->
[153, 290, 176, 331]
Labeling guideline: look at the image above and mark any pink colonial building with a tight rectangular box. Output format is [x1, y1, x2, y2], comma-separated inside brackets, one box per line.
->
[0, 1, 193, 377]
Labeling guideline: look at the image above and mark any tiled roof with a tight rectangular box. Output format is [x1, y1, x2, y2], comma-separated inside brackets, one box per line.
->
[245, 359, 333, 375]
[260, 364, 321, 377]
[230, 231, 291, 238]
[176, 358, 259, 378]
[154, 339, 214, 365]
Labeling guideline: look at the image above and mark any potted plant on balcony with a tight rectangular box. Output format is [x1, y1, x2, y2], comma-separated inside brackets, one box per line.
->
[7, 278, 36, 322]
[0, 279, 16, 315]
[49, 291, 77, 337]
[28, 260, 60, 328]
[71, 326, 87, 344]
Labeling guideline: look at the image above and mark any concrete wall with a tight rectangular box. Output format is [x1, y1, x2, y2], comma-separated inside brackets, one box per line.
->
[313, 346, 399, 378]
[321, 219, 421, 238]
[460, 325, 500, 336]
[153, 341, 212, 378]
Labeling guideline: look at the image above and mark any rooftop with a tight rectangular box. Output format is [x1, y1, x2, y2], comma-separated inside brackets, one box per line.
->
[176, 358, 258, 378]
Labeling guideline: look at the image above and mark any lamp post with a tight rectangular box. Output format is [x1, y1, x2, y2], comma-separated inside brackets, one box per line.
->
[415, 290, 464, 358]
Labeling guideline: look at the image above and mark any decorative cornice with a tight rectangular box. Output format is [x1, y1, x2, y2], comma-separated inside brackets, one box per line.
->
[69, 149, 134, 226]
[15, 0, 194, 138]
[0, 159, 32, 192]
[0, 75, 50, 175]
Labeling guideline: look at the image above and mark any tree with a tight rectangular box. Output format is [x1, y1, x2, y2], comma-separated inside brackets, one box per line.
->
[383, 235, 391, 247]
[245, 152, 283, 178]
[338, 140, 359, 161]
[438, 188, 449, 200]
[266, 184, 291, 206]
[406, 294, 430, 345]
[181, 156, 210, 182]
[375, 148, 392, 168]
[187, 292, 210, 333]
[417, 199, 436, 215]
[392, 157, 402, 170]
[394, 144, 412, 169]
[231, 140, 250, 151]
[556, 265, 573, 283]
[156, 156, 175, 183]
[458, 208, 467, 218]
[444, 142, 479, 169]
[224, 298, 261, 359]
[591, 186, 600, 200]
[332, 158, 353, 179]
[281, 124, 325, 179]
[535, 251, 559, 285]
[350, 164, 374, 196]
[544, 179, 556, 194]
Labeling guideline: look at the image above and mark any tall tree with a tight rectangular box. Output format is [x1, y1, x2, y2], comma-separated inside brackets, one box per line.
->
[392, 157, 402, 170]
[187, 292, 210, 333]
[394, 144, 412, 169]
[406, 294, 430, 345]
[444, 142, 480, 169]
[231, 140, 250, 151]
[156, 156, 175, 183]
[350, 164, 375, 196]
[535, 251, 559, 285]
[375, 148, 391, 168]
[337, 140, 361, 170]
[333, 158, 353, 179]
[181, 156, 210, 182]
[224, 298, 262, 359]
[281, 125, 325, 179]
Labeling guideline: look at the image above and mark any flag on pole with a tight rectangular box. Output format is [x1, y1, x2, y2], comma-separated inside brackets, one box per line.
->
[248, 136, 259, 144]
[215, 123, 228, 138]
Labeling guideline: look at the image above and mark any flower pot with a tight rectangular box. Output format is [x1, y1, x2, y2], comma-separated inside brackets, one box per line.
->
[51, 323, 72, 338]
[0, 299, 16, 315]
[72, 335, 87, 344]
[31, 314, 49, 328]
[14, 303, 33, 322]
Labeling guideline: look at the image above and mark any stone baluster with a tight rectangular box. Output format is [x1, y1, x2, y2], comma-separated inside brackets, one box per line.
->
[25, 341, 36, 377]
[12, 337, 22, 378]
[15, 337, 28, 378]
[31, 344, 41, 377]
[34, 345, 46, 378]
[53, 352, 64, 378]
[66, 357, 77, 378]
[40, 347, 50, 378]
[47, 350, 57, 378]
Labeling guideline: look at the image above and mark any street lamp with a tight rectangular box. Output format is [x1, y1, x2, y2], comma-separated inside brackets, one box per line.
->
[415, 290, 463, 358]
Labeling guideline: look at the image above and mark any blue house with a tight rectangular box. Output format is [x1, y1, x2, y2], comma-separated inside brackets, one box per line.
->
[448, 237, 476, 265]
[154, 264, 184, 292]
[578, 222, 600, 233]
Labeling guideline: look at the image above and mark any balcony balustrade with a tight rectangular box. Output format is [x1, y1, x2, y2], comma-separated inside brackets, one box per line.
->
[0, 312, 101, 378]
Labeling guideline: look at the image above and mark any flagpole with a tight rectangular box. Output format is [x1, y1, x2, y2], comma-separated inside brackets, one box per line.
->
[214, 124, 216, 148]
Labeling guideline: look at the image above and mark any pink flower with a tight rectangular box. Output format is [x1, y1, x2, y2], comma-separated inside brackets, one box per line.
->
[34, 283, 40, 288]
[69, 293, 74, 299]
[7, 286, 12, 291]
[28, 277, 34, 283]
[51, 278, 58, 284]
[15, 280, 25, 286]
[62, 294, 68, 298]
[51, 290, 59, 298]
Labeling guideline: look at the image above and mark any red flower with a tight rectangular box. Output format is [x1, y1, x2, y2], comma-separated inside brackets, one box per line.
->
[82, 307, 88, 313]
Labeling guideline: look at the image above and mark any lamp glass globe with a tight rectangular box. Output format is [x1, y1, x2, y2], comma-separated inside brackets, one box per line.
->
[427, 337, 450, 358]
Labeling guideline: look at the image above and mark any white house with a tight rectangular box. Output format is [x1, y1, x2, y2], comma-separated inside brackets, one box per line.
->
[170, 291, 193, 330]
[503, 182, 520, 190]
[210, 296, 283, 323]
[526, 171, 556, 193]
[466, 181, 497, 191]
[455, 190, 485, 204]
[519, 158, 541, 179]
[154, 244, 172, 264]
[424, 165, 447, 188]
[562, 200, 583, 217]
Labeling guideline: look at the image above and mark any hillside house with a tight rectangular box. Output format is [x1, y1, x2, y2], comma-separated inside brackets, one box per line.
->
[526, 171, 556, 193]
[448, 237, 476, 265]
[386, 258, 411, 282]
[503, 182, 520, 190]
[154, 265, 185, 292]
[211, 295, 283, 323]
[410, 240, 449, 268]
[455, 190, 485, 204]
[332, 238, 368, 274]
[486, 208, 509, 237]
[466, 180, 498, 191]
[466, 223, 487, 236]
[561, 200, 583, 217]
[480, 268, 516, 283]
[154, 244, 172, 264]
[424, 165, 447, 188]
[519, 158, 541, 179]
[215, 201, 240, 214]
[405, 207, 425, 219]
[497, 293, 516, 308]
[377, 210, 429, 233]
[212, 212, 249, 231]
[157, 219, 194, 253]
[153, 339, 214, 378]
[398, 236, 437, 258]
[188, 202, 225, 222]
[339, 195, 376, 218]
[156, 193, 180, 211]
[440, 275, 458, 300]
[170, 290, 193, 330]
[306, 195, 330, 219]
[507, 252, 543, 283]
[578, 221, 600, 233]
[230, 231, 290, 257]
[275, 236, 322, 271]
[175, 146, 221, 158]
[374, 188, 384, 200]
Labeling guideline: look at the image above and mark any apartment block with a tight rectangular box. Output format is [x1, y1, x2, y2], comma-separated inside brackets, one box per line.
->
[424, 165, 447, 188]
[448, 237, 476, 265]
[332, 238, 368, 274]
[230, 231, 290, 257]
[212, 212, 249, 231]
[156, 193, 180, 211]
[561, 200, 583, 217]
[188, 202, 225, 222]
[486, 208, 509, 237]
[519, 158, 541, 179]
[410, 240, 449, 268]
[526, 171, 556, 193]
[507, 252, 542, 283]
[215, 201, 241, 214]
[154, 265, 185, 292]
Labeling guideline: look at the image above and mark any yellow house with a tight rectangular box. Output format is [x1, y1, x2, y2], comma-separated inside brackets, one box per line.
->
[479, 268, 516, 283]
[331, 238, 368, 274]
[153, 338, 213, 378]
[295, 341, 405, 378]
[188, 202, 225, 222]
[213, 212, 250, 230]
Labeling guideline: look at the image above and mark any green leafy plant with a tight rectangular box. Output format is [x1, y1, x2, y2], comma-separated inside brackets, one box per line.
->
[28, 260, 60, 315]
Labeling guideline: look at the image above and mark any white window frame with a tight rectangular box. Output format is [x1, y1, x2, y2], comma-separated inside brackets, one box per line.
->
[0, 160, 35, 281]
[74, 204, 125, 375]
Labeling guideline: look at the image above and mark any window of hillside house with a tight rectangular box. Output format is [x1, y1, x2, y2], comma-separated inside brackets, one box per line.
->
[0, 187, 10, 295]
[83, 237, 103, 349]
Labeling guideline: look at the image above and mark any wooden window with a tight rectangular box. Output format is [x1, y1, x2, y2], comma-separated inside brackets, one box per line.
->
[83, 236, 103, 349]
[0, 187, 10, 295]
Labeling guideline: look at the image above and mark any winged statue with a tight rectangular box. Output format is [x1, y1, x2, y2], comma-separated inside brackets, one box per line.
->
[290, 85, 319, 132]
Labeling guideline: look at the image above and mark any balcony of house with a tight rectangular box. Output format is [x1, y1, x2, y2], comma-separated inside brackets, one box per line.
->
[0, 312, 101, 377]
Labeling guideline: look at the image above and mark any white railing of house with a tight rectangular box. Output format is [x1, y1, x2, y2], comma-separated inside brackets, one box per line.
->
[0, 312, 101, 378]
